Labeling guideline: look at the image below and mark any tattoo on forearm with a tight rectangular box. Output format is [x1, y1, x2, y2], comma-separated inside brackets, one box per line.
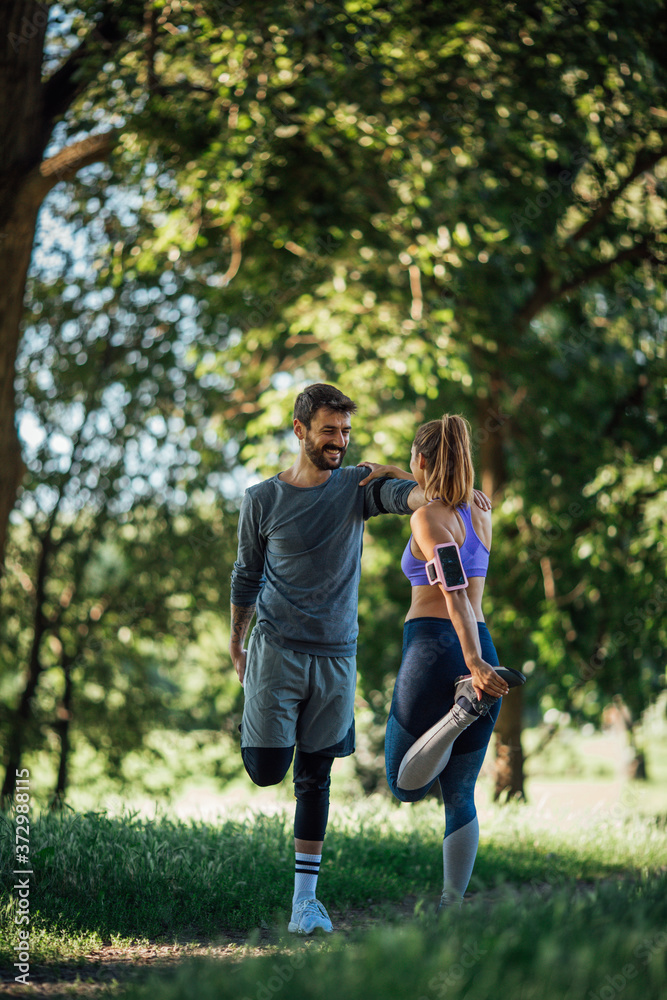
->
[230, 604, 255, 646]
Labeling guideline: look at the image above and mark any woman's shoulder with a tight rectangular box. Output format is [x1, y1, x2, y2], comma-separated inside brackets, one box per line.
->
[468, 501, 492, 548]
[410, 499, 463, 534]
[468, 501, 492, 527]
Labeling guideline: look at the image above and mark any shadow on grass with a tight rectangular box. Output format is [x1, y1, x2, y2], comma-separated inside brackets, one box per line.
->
[3, 876, 666, 1000]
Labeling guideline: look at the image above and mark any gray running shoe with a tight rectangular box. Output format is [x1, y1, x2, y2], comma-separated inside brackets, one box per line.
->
[454, 667, 526, 716]
[437, 889, 463, 915]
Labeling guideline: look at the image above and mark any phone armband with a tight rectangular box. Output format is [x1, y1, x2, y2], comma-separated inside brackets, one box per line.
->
[425, 542, 468, 592]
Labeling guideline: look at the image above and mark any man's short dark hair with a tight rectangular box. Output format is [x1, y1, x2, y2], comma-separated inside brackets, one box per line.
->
[293, 384, 357, 428]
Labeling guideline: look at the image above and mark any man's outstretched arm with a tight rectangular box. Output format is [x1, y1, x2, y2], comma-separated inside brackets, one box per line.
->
[357, 462, 425, 510]
[229, 603, 256, 684]
[357, 462, 491, 512]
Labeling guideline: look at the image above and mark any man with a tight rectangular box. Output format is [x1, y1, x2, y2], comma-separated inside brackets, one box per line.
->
[229, 383, 485, 934]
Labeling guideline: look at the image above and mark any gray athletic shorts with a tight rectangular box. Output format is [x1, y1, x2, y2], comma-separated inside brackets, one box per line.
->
[240, 629, 357, 756]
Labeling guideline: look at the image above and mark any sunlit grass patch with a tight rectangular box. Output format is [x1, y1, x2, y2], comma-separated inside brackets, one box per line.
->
[1, 794, 665, 970]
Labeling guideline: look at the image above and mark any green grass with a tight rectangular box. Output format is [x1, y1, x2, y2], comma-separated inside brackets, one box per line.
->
[1, 797, 666, 964]
[116, 876, 667, 1000]
[2, 728, 667, 998]
[1, 798, 666, 1000]
[0, 716, 667, 1000]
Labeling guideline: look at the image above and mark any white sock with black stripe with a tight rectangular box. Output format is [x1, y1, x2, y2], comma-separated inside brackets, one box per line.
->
[293, 852, 322, 905]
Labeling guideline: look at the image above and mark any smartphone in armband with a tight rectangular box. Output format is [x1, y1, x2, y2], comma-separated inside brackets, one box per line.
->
[425, 542, 468, 592]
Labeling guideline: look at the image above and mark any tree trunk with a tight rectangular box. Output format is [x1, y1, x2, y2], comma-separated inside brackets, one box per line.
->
[493, 687, 526, 801]
[0, 1, 49, 575]
[477, 387, 509, 503]
[0, 1, 122, 576]
[612, 695, 649, 782]
[0, 194, 42, 577]
[0, 144, 118, 578]
[51, 654, 74, 809]
[475, 385, 527, 801]
[0, 529, 52, 805]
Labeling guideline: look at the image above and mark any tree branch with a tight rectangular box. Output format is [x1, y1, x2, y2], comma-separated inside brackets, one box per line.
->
[517, 241, 656, 328]
[144, 3, 158, 92]
[515, 262, 558, 327]
[517, 145, 666, 328]
[217, 225, 243, 287]
[24, 131, 118, 202]
[564, 147, 667, 247]
[42, 131, 118, 183]
[556, 242, 655, 300]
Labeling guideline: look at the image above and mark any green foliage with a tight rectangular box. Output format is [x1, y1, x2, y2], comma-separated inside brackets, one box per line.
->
[63, 0, 663, 733]
[7, 0, 666, 798]
[1, 252, 245, 795]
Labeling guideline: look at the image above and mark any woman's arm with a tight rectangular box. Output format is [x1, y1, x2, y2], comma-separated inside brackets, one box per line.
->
[410, 505, 508, 699]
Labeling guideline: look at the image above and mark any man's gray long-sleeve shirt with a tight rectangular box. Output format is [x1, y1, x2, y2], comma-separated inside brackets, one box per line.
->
[230, 466, 415, 656]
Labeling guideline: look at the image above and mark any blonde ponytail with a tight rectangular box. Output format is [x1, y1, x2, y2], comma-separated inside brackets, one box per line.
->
[413, 414, 474, 507]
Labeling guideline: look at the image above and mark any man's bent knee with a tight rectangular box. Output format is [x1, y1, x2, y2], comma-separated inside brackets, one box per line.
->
[293, 751, 333, 801]
[242, 746, 294, 787]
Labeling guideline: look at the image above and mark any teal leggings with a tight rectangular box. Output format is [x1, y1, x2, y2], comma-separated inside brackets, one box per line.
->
[385, 617, 500, 829]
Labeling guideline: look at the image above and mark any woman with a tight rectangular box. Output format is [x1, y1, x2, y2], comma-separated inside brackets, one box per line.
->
[384, 414, 525, 911]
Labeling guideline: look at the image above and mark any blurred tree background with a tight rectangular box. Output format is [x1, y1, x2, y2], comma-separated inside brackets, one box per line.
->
[0, 0, 665, 806]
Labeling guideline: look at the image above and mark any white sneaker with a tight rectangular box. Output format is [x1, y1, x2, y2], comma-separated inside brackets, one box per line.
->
[288, 898, 333, 935]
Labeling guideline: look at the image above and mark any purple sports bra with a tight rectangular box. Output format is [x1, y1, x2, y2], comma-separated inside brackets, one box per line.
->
[401, 504, 490, 585]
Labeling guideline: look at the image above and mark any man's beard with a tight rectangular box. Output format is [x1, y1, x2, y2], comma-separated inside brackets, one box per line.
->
[304, 434, 347, 471]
